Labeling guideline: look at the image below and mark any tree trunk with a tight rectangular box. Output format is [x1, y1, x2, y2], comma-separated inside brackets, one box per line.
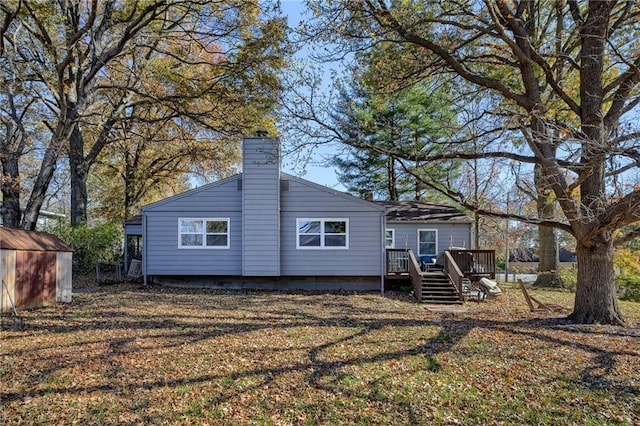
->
[22, 98, 78, 230]
[388, 156, 398, 200]
[569, 1, 622, 325]
[1, 155, 21, 228]
[535, 179, 562, 287]
[473, 156, 479, 250]
[414, 156, 422, 200]
[569, 237, 625, 325]
[70, 166, 88, 226]
[535, 224, 561, 287]
[69, 126, 88, 226]
[474, 214, 479, 250]
[21, 134, 66, 230]
[123, 168, 137, 221]
[532, 137, 562, 288]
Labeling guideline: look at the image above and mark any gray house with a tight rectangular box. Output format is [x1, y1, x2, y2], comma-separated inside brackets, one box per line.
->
[125, 137, 473, 293]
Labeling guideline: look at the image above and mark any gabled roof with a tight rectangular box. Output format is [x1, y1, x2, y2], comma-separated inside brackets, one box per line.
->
[0, 227, 73, 252]
[376, 200, 472, 223]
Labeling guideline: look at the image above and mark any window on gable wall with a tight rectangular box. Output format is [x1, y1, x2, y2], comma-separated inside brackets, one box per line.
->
[179, 218, 230, 248]
[296, 218, 349, 249]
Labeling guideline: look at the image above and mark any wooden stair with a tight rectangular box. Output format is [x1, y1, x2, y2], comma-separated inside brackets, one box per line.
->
[420, 272, 462, 304]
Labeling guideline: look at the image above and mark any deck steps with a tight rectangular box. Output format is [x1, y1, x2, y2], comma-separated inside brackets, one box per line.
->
[420, 272, 461, 304]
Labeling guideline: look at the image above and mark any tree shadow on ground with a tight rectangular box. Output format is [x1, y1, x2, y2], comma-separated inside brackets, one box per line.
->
[1, 283, 638, 422]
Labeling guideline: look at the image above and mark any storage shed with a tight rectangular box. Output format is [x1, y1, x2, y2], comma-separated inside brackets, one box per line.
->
[1, 227, 73, 313]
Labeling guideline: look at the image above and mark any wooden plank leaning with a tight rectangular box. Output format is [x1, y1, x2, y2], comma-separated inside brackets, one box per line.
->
[518, 279, 569, 313]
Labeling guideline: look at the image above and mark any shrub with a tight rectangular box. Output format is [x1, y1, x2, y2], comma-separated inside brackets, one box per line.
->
[614, 248, 640, 302]
[558, 267, 577, 292]
[45, 223, 123, 272]
[557, 249, 640, 300]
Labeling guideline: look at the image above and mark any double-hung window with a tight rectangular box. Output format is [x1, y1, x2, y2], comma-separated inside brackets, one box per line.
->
[385, 229, 395, 249]
[179, 218, 230, 249]
[297, 218, 348, 249]
[418, 229, 437, 257]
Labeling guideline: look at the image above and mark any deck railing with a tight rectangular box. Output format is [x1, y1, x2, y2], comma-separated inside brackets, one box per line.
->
[448, 249, 496, 280]
[386, 249, 410, 274]
[385, 248, 496, 302]
[385, 248, 423, 301]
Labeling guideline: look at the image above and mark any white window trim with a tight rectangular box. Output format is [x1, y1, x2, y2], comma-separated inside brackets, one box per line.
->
[178, 218, 230, 249]
[296, 218, 349, 250]
[417, 228, 438, 257]
[385, 228, 395, 249]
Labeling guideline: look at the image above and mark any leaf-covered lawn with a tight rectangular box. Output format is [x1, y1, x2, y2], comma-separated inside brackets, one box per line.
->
[2, 283, 639, 425]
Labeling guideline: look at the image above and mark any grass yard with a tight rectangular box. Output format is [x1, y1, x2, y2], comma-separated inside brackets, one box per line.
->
[1, 282, 639, 425]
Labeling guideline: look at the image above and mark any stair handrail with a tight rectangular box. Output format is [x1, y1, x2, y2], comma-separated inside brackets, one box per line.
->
[406, 249, 424, 302]
[443, 250, 465, 301]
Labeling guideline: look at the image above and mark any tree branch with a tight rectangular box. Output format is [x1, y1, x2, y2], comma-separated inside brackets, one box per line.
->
[614, 226, 640, 247]
[366, 0, 534, 110]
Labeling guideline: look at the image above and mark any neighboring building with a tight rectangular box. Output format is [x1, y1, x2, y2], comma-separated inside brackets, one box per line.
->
[125, 137, 472, 292]
[0, 210, 66, 228]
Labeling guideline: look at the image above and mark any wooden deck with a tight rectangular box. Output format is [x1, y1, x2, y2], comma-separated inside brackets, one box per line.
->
[386, 248, 496, 303]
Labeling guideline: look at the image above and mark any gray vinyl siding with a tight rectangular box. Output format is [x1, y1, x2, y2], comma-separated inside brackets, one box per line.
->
[385, 222, 471, 257]
[242, 138, 280, 275]
[142, 178, 242, 275]
[280, 178, 385, 276]
[143, 176, 241, 213]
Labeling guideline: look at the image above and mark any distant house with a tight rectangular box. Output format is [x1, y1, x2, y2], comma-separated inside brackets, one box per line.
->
[124, 137, 473, 292]
[0, 210, 66, 228]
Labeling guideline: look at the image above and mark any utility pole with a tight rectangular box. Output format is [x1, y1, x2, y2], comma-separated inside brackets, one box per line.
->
[504, 191, 510, 282]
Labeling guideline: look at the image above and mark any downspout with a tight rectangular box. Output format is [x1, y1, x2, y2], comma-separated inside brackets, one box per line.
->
[142, 213, 147, 286]
[380, 211, 386, 296]
[241, 173, 246, 277]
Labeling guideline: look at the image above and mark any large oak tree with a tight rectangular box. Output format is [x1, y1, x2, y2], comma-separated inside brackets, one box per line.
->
[303, 0, 640, 325]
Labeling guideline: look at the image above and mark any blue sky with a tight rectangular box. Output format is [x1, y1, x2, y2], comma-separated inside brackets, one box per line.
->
[278, 0, 345, 190]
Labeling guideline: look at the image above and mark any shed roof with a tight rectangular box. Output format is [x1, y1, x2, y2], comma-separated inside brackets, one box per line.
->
[377, 200, 473, 223]
[124, 215, 142, 225]
[0, 227, 73, 252]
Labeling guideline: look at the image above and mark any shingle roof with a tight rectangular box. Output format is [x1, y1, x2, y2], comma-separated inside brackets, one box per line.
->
[124, 215, 142, 225]
[376, 200, 473, 223]
[0, 227, 73, 252]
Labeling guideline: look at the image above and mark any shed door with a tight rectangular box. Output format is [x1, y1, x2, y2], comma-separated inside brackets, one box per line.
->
[15, 252, 57, 309]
